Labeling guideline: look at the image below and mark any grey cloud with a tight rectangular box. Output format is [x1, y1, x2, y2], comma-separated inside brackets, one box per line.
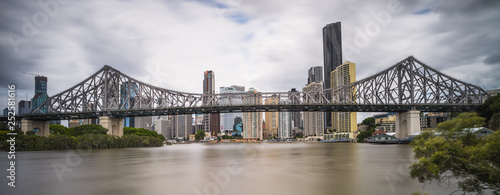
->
[484, 50, 500, 64]
[0, 0, 499, 112]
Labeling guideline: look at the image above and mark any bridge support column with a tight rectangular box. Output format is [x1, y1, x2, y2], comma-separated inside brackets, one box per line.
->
[21, 119, 50, 136]
[395, 110, 421, 139]
[99, 116, 123, 136]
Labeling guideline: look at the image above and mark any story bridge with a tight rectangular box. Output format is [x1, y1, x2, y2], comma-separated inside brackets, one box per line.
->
[4, 56, 488, 138]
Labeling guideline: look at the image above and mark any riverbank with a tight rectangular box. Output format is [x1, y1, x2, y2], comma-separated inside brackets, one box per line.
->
[0, 131, 166, 151]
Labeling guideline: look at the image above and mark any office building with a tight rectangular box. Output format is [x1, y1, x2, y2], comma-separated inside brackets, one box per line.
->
[173, 115, 192, 140]
[323, 22, 343, 130]
[420, 112, 450, 130]
[220, 85, 245, 134]
[135, 116, 153, 130]
[243, 88, 262, 140]
[308, 66, 323, 84]
[18, 100, 31, 115]
[303, 82, 325, 136]
[330, 61, 357, 139]
[31, 76, 48, 113]
[155, 117, 173, 139]
[264, 95, 279, 139]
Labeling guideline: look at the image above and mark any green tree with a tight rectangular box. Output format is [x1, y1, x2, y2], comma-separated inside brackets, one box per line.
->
[477, 95, 500, 130]
[123, 127, 165, 141]
[194, 130, 205, 141]
[49, 124, 68, 135]
[361, 117, 375, 126]
[409, 112, 499, 194]
[356, 129, 375, 143]
[67, 124, 108, 136]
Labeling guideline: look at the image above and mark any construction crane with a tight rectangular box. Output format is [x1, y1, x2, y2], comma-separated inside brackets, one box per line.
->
[22, 72, 44, 77]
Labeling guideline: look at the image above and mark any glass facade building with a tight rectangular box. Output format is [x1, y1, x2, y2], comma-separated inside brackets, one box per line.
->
[31, 76, 48, 113]
[308, 66, 323, 84]
[121, 82, 138, 127]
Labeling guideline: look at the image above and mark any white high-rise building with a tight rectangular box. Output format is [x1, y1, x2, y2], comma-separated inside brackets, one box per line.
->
[220, 85, 245, 134]
[278, 99, 292, 139]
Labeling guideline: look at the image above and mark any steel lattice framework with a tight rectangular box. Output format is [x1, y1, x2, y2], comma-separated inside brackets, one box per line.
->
[19, 56, 487, 120]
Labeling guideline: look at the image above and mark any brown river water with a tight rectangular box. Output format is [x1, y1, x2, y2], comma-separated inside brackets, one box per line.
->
[1, 143, 460, 195]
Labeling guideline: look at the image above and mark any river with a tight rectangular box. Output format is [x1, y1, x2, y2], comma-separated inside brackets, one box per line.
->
[1, 143, 460, 195]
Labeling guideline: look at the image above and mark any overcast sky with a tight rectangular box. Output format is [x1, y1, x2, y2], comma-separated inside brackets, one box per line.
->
[1, 0, 499, 122]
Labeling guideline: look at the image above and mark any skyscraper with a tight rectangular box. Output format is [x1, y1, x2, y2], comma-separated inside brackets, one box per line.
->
[323, 21, 342, 131]
[243, 88, 262, 140]
[203, 70, 215, 94]
[308, 66, 323, 84]
[220, 85, 245, 134]
[202, 70, 220, 136]
[31, 76, 48, 113]
[331, 61, 357, 139]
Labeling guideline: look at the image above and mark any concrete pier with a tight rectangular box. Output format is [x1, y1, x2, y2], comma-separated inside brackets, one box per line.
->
[99, 116, 123, 136]
[395, 110, 420, 139]
[21, 119, 50, 136]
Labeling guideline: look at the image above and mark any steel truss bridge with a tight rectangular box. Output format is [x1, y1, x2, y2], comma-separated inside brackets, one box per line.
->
[5, 56, 489, 121]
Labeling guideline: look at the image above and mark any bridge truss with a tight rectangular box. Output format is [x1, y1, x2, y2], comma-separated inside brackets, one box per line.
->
[21, 56, 487, 120]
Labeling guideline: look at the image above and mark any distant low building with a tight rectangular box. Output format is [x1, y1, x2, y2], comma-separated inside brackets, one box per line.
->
[372, 130, 386, 136]
[465, 127, 494, 137]
[3, 108, 9, 116]
[420, 112, 450, 130]
[487, 89, 500, 97]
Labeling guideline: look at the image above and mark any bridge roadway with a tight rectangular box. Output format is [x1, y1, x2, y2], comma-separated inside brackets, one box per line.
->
[0, 103, 482, 121]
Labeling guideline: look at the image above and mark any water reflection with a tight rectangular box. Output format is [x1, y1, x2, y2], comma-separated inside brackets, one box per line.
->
[1, 143, 459, 195]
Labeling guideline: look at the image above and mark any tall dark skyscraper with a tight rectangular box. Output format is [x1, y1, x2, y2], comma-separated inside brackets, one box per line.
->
[323, 21, 342, 130]
[308, 66, 323, 84]
[323, 22, 342, 89]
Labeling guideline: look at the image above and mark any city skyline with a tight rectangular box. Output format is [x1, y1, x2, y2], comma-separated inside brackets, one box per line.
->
[1, 0, 499, 123]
